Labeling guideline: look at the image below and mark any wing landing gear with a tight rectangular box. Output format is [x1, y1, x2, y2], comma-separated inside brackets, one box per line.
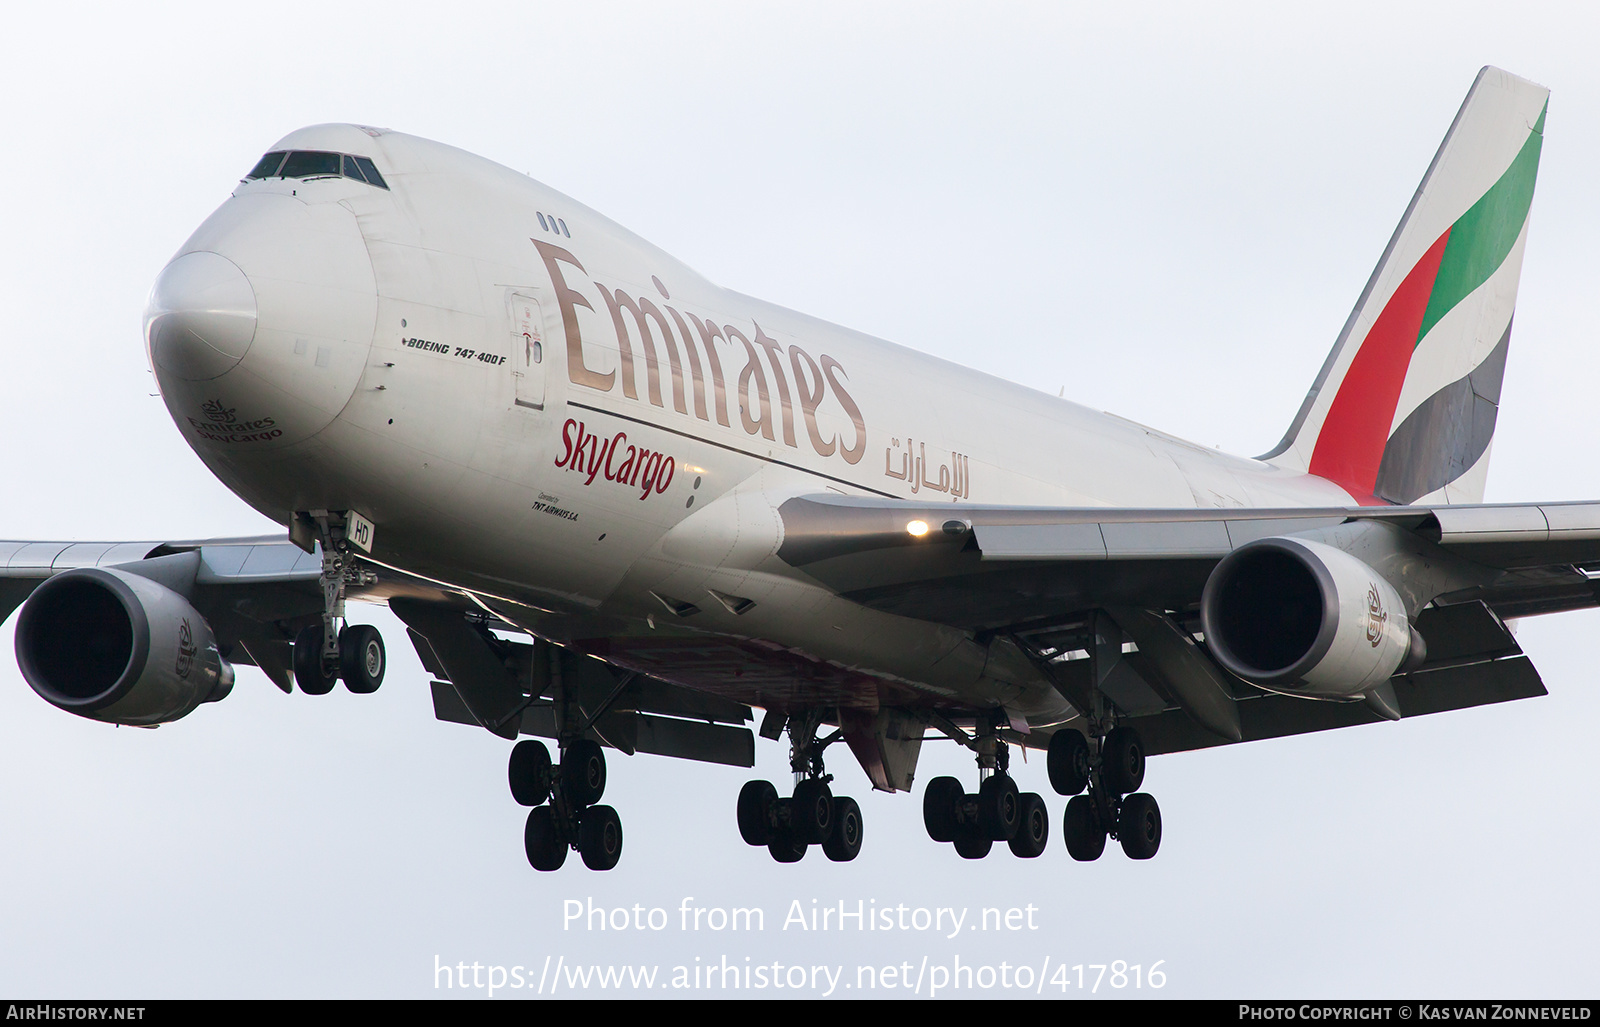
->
[1048, 723, 1160, 861]
[1025, 610, 1165, 861]
[511, 654, 634, 872]
[516, 736, 623, 872]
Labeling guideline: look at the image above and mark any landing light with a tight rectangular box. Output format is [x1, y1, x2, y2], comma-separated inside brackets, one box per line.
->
[906, 520, 929, 537]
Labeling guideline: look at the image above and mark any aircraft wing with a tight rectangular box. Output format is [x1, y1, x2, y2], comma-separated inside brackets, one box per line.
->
[774, 495, 1600, 755]
[0, 536, 754, 765]
[10, 496, 1593, 766]
[776, 495, 1600, 627]
[0, 535, 469, 694]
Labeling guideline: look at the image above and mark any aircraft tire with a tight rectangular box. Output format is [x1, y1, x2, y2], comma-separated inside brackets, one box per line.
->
[292, 624, 338, 695]
[792, 778, 834, 845]
[578, 805, 624, 871]
[524, 806, 567, 871]
[922, 776, 963, 842]
[1102, 727, 1146, 795]
[978, 773, 1021, 841]
[953, 823, 993, 860]
[1063, 795, 1107, 861]
[822, 796, 863, 862]
[509, 740, 553, 807]
[737, 780, 777, 846]
[1118, 792, 1162, 860]
[768, 825, 807, 863]
[338, 624, 385, 693]
[1008, 792, 1049, 858]
[562, 739, 607, 806]
[1047, 729, 1090, 796]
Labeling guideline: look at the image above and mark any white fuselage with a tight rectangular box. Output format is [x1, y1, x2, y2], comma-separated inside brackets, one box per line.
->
[147, 124, 1356, 725]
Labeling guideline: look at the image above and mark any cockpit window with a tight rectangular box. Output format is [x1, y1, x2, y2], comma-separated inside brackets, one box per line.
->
[279, 150, 341, 179]
[244, 149, 391, 190]
[246, 152, 287, 179]
[352, 156, 388, 190]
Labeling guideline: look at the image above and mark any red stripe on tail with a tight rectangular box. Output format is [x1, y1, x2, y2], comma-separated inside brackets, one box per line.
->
[1309, 228, 1451, 500]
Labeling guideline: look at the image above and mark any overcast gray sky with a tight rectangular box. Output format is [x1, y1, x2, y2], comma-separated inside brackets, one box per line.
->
[2, 1, 1598, 999]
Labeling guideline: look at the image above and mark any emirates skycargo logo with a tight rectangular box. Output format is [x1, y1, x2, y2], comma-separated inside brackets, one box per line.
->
[1365, 584, 1388, 647]
[175, 619, 196, 678]
[555, 419, 675, 501]
[186, 398, 282, 444]
[534, 240, 866, 467]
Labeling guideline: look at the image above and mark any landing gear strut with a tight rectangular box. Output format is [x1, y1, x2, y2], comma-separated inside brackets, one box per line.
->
[290, 511, 384, 696]
[736, 711, 864, 863]
[921, 712, 1049, 859]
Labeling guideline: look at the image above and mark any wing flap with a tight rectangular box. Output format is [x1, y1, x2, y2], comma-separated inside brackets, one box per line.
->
[429, 677, 756, 767]
[1433, 502, 1600, 567]
[1133, 653, 1545, 757]
[515, 705, 756, 768]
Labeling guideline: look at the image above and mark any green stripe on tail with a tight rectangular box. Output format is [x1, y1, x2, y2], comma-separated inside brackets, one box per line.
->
[1415, 102, 1546, 346]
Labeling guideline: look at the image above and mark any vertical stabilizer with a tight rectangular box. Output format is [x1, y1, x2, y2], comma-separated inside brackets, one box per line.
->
[1262, 67, 1546, 505]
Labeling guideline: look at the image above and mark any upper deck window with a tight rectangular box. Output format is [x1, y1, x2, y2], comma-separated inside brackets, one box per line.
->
[243, 150, 391, 190]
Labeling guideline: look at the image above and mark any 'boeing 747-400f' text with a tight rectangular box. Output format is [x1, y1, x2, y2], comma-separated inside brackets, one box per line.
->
[3, 67, 1580, 871]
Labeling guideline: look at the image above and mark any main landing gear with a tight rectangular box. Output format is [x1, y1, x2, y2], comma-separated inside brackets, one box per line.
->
[1047, 724, 1161, 860]
[736, 712, 864, 863]
[290, 512, 384, 696]
[510, 737, 623, 871]
[921, 715, 1050, 860]
[509, 653, 633, 872]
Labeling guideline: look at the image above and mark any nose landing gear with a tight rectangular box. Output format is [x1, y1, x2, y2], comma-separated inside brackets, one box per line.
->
[339, 624, 386, 694]
[292, 620, 387, 695]
[290, 510, 384, 696]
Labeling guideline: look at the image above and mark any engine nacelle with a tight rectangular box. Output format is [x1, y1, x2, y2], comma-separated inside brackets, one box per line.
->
[1200, 537, 1418, 698]
[15, 567, 235, 726]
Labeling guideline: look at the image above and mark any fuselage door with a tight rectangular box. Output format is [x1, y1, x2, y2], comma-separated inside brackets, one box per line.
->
[510, 291, 547, 410]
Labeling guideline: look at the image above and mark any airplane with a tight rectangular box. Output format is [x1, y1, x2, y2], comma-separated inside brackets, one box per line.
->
[0, 65, 1580, 873]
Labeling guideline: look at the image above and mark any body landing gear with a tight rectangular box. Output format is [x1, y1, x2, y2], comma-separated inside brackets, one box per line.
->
[737, 712, 863, 863]
[921, 714, 1048, 860]
[1048, 725, 1161, 861]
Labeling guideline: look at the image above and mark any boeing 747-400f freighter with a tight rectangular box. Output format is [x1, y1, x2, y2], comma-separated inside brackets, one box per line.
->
[2, 67, 1582, 871]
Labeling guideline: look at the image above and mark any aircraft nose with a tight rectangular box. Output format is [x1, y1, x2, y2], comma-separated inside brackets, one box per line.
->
[144, 251, 258, 382]
[148, 191, 378, 451]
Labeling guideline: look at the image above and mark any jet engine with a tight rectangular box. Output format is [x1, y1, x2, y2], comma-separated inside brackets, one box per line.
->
[14, 567, 235, 725]
[1200, 536, 1419, 697]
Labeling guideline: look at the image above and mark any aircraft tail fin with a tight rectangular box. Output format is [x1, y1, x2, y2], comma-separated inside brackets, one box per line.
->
[1261, 67, 1547, 506]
